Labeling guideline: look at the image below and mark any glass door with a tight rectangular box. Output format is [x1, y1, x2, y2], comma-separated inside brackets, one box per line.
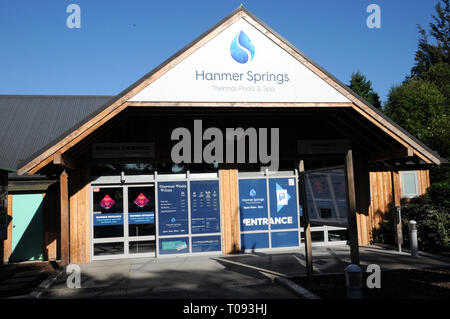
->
[91, 184, 156, 260]
[92, 186, 125, 257]
[127, 185, 156, 256]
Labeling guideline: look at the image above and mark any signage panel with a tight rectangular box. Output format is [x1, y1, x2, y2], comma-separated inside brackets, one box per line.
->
[158, 181, 189, 235]
[268, 178, 298, 230]
[129, 212, 154, 225]
[305, 168, 348, 226]
[93, 143, 155, 159]
[238, 179, 268, 231]
[271, 231, 299, 248]
[159, 237, 189, 255]
[128, 19, 350, 103]
[240, 232, 269, 250]
[192, 235, 221, 253]
[93, 213, 123, 226]
[190, 180, 221, 234]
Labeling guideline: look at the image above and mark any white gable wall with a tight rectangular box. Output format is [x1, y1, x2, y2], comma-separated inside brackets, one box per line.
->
[129, 18, 350, 103]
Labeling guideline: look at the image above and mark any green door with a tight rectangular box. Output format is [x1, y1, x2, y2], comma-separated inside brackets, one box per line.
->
[10, 194, 44, 262]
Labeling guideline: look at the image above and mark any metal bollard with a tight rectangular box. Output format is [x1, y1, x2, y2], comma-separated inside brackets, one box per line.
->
[409, 220, 419, 257]
[344, 264, 362, 299]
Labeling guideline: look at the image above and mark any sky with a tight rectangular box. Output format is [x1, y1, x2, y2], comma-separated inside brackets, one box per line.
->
[0, 0, 440, 103]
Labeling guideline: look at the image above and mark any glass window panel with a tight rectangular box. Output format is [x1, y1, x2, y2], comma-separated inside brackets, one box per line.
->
[93, 242, 124, 256]
[128, 186, 155, 237]
[129, 241, 156, 254]
[401, 172, 418, 196]
[328, 229, 349, 242]
[92, 188, 124, 238]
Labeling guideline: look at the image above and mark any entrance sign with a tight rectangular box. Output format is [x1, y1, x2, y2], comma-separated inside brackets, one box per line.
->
[238, 175, 300, 251]
[158, 182, 189, 235]
[305, 167, 348, 226]
[190, 180, 220, 234]
[128, 19, 350, 103]
[238, 179, 268, 231]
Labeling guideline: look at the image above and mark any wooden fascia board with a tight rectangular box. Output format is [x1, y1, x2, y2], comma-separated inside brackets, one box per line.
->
[126, 101, 354, 108]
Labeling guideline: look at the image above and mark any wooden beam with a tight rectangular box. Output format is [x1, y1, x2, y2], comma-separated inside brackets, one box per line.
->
[127, 101, 354, 108]
[299, 160, 313, 280]
[345, 150, 360, 265]
[60, 171, 69, 265]
[53, 153, 76, 170]
[368, 148, 414, 162]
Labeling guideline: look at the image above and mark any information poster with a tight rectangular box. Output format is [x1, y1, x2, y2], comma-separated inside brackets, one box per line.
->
[158, 181, 188, 235]
[159, 237, 189, 254]
[305, 167, 348, 226]
[268, 178, 299, 230]
[238, 179, 268, 232]
[190, 181, 220, 234]
[93, 213, 123, 226]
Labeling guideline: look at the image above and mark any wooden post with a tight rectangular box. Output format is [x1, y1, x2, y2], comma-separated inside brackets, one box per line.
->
[345, 150, 360, 265]
[60, 170, 69, 265]
[391, 170, 403, 252]
[299, 160, 313, 279]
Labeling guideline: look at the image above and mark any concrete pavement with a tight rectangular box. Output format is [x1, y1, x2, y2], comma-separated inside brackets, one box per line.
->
[39, 245, 450, 298]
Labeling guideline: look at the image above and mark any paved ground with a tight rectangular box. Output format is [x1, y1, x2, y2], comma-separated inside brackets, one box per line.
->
[40, 245, 450, 299]
[0, 261, 57, 298]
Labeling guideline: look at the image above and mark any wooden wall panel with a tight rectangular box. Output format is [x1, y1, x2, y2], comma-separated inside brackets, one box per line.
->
[2, 194, 13, 263]
[354, 153, 371, 246]
[366, 169, 430, 245]
[69, 164, 90, 264]
[219, 169, 240, 254]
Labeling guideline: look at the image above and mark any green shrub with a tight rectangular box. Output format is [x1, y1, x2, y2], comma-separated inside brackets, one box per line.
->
[400, 199, 450, 252]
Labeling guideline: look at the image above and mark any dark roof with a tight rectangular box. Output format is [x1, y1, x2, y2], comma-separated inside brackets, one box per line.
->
[0, 95, 113, 171]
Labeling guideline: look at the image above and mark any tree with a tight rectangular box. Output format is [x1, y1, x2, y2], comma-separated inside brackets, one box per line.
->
[411, 0, 449, 78]
[423, 62, 450, 104]
[384, 79, 445, 142]
[348, 71, 382, 109]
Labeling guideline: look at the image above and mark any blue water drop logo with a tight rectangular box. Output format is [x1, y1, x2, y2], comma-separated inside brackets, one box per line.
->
[230, 31, 255, 64]
[250, 189, 256, 197]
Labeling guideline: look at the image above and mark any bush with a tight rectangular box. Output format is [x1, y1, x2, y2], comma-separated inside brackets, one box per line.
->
[400, 200, 450, 252]
[372, 179, 450, 253]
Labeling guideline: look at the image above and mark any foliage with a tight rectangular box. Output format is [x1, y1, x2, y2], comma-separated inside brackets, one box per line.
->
[384, 79, 445, 141]
[348, 71, 382, 109]
[400, 198, 450, 253]
[411, 0, 450, 78]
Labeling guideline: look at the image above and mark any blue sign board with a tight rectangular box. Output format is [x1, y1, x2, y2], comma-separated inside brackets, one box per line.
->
[158, 181, 188, 235]
[238, 179, 268, 232]
[93, 213, 123, 226]
[192, 235, 221, 253]
[268, 178, 298, 230]
[241, 232, 269, 250]
[271, 231, 299, 248]
[129, 212, 154, 225]
[190, 180, 220, 234]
